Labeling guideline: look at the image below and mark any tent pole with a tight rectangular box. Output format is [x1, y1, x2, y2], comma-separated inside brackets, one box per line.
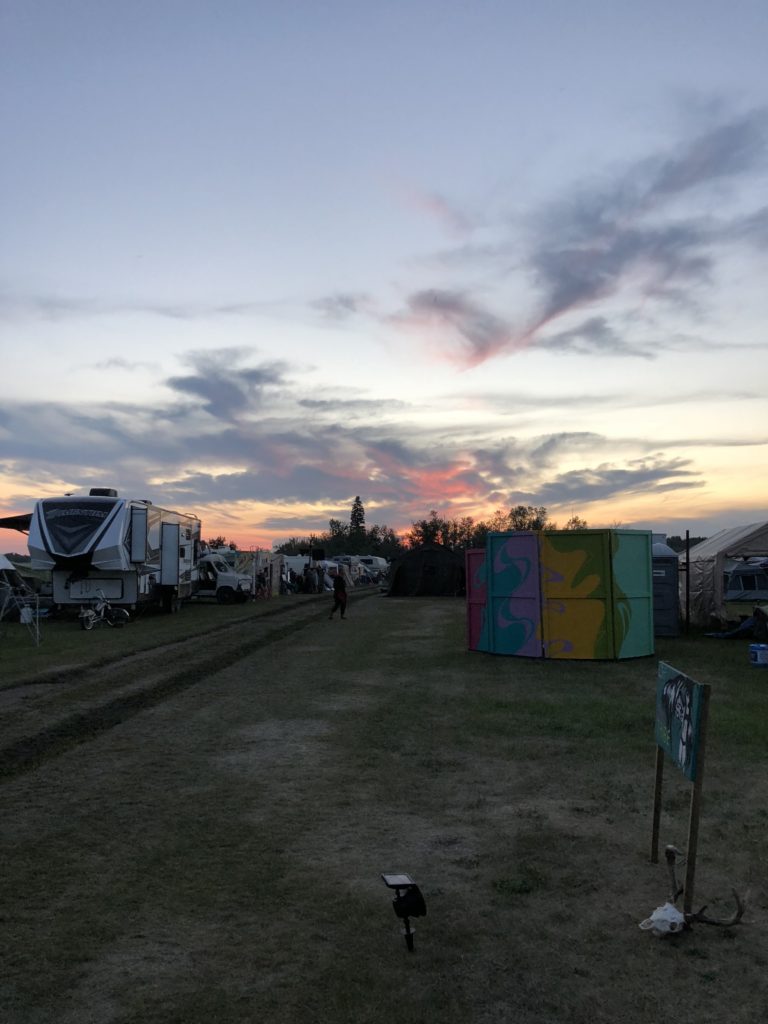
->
[684, 530, 690, 634]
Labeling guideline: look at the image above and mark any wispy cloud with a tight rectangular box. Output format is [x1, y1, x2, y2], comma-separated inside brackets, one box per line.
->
[0, 292, 288, 322]
[536, 317, 654, 358]
[390, 289, 515, 366]
[309, 292, 372, 320]
[389, 107, 768, 367]
[399, 183, 476, 235]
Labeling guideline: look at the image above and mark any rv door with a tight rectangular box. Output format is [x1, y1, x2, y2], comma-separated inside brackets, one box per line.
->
[130, 507, 148, 563]
[160, 523, 180, 585]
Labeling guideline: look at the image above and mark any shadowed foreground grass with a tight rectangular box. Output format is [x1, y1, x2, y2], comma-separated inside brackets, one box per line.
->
[1, 596, 766, 1023]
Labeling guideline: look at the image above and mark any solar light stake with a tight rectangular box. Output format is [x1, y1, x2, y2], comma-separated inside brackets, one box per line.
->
[381, 873, 427, 952]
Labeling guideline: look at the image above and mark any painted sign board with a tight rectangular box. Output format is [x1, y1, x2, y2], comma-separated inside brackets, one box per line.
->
[655, 661, 706, 781]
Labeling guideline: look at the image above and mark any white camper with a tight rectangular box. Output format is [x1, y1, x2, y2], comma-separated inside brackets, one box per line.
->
[195, 552, 253, 603]
[358, 555, 389, 573]
[27, 488, 201, 613]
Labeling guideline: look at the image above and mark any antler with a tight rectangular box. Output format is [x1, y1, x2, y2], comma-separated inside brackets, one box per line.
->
[687, 890, 745, 928]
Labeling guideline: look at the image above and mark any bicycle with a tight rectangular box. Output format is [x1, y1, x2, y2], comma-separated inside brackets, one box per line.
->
[79, 589, 130, 630]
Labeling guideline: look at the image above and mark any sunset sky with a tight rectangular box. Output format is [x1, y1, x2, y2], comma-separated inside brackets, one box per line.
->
[2, 0, 767, 554]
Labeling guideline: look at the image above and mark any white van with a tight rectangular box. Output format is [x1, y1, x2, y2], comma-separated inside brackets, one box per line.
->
[359, 556, 388, 572]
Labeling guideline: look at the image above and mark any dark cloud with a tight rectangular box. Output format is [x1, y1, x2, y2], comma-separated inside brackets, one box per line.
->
[648, 110, 768, 198]
[537, 317, 654, 358]
[393, 289, 514, 365]
[527, 433, 604, 468]
[309, 292, 371, 320]
[517, 456, 703, 507]
[165, 350, 290, 420]
[532, 221, 712, 326]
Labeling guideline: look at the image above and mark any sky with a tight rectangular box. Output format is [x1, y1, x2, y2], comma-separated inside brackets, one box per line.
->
[2, 0, 767, 554]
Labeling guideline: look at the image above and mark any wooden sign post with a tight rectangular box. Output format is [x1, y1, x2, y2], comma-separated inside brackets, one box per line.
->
[650, 662, 711, 915]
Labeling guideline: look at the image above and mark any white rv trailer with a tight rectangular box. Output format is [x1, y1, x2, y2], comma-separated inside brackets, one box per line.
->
[27, 488, 201, 612]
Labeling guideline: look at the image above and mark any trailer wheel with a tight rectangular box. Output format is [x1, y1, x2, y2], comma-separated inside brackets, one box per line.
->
[216, 586, 235, 605]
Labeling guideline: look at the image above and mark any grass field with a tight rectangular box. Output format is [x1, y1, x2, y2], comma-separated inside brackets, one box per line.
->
[1, 595, 766, 1023]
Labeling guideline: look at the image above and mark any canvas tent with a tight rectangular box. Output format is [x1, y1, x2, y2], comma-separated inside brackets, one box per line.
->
[681, 522, 768, 628]
[0, 553, 33, 621]
[387, 544, 465, 597]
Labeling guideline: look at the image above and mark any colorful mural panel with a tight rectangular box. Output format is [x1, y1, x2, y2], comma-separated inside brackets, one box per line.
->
[485, 533, 542, 657]
[542, 598, 613, 660]
[467, 529, 654, 661]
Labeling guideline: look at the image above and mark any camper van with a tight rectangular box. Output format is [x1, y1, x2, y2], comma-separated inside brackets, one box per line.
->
[195, 552, 252, 603]
[359, 555, 388, 570]
[27, 488, 201, 613]
[358, 555, 389, 577]
[723, 559, 768, 621]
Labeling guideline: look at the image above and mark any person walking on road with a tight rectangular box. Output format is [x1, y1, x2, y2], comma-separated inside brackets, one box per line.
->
[329, 570, 347, 619]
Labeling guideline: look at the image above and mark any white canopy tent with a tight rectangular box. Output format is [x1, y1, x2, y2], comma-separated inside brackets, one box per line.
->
[681, 522, 768, 627]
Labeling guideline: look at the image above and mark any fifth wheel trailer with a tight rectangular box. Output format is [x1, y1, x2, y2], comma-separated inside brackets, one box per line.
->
[27, 488, 201, 613]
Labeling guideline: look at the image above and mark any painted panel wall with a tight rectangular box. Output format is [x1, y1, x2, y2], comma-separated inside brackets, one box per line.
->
[540, 531, 611, 599]
[466, 529, 654, 660]
[485, 533, 542, 657]
[542, 598, 613, 659]
[611, 531, 654, 657]
[540, 531, 614, 658]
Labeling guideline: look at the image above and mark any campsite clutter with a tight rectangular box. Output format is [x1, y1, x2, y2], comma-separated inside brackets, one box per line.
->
[0, 552, 43, 645]
[0, 488, 390, 638]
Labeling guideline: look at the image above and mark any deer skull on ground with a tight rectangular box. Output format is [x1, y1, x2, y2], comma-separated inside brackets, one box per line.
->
[639, 902, 687, 937]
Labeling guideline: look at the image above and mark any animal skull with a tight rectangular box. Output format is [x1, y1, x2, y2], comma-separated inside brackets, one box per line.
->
[639, 902, 686, 937]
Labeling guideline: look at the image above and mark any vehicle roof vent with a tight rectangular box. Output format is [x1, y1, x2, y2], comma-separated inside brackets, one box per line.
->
[89, 488, 119, 497]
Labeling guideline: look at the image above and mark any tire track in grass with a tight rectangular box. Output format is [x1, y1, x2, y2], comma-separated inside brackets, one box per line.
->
[0, 593, 378, 781]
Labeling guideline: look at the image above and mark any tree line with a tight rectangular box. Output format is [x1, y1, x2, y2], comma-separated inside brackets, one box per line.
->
[266, 500, 593, 559]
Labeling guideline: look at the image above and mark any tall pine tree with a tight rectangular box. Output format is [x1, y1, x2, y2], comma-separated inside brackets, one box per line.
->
[350, 496, 365, 534]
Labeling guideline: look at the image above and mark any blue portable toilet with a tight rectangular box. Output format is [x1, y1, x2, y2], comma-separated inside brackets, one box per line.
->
[652, 534, 680, 637]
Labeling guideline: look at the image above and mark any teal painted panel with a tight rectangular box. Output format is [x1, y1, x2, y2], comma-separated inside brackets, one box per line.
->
[485, 533, 542, 657]
[611, 531, 654, 658]
[611, 530, 652, 597]
[615, 597, 654, 658]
